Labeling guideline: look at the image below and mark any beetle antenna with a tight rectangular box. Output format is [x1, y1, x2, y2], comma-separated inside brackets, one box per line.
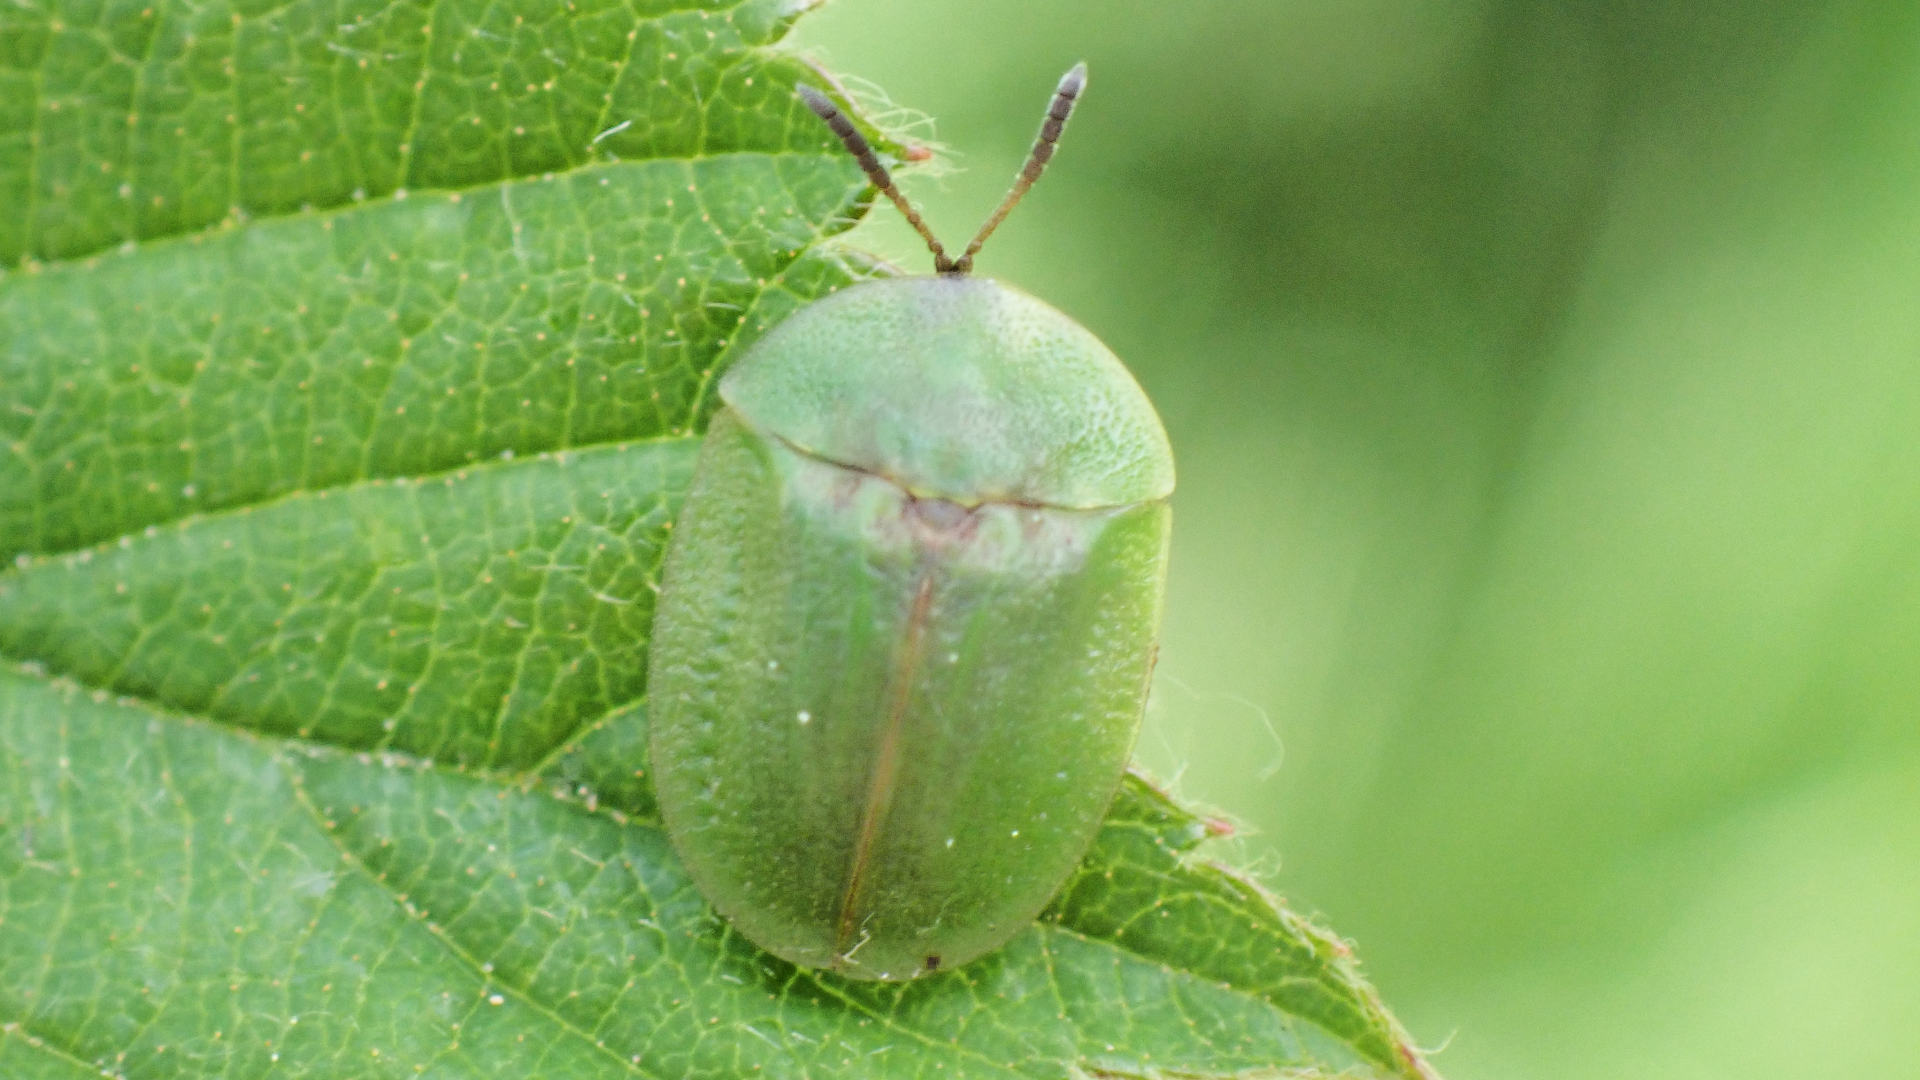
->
[797, 84, 958, 272]
[954, 63, 1087, 274]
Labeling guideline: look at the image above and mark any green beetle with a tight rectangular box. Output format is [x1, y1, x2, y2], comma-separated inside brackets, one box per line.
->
[648, 65, 1174, 981]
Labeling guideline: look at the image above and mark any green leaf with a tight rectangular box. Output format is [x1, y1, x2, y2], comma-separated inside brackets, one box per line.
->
[0, 0, 1439, 1076]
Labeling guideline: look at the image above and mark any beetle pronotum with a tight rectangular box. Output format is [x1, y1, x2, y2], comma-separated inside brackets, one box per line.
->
[648, 64, 1174, 981]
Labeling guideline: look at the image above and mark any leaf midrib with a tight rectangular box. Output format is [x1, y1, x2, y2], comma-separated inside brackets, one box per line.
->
[1, 655, 1373, 1079]
[0, 660, 1077, 1079]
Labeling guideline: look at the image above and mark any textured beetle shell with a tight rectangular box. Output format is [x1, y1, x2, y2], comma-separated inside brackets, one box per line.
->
[648, 276, 1174, 980]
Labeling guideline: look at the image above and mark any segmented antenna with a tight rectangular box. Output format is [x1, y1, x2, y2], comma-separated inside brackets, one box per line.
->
[796, 84, 957, 272]
[954, 63, 1087, 273]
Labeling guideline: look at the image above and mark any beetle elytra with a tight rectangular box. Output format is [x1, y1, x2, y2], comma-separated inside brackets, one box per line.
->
[647, 64, 1175, 981]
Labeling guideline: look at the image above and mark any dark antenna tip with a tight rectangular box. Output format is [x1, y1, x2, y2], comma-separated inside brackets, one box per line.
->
[1059, 61, 1088, 98]
[796, 83, 951, 270]
[953, 62, 1089, 274]
[795, 83, 836, 120]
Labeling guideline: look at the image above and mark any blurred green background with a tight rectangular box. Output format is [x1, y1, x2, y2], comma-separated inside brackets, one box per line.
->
[793, 2, 1920, 1077]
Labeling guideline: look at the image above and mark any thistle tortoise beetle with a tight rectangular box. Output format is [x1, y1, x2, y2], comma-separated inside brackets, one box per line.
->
[647, 64, 1174, 981]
